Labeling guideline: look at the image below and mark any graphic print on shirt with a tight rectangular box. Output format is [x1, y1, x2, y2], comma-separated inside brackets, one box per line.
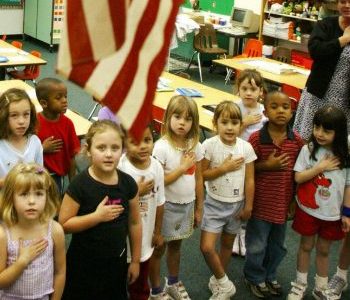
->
[297, 173, 332, 209]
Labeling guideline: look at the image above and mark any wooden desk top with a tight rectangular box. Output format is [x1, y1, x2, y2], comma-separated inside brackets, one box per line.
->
[0, 40, 47, 67]
[213, 57, 308, 90]
[154, 72, 239, 130]
[0, 80, 91, 137]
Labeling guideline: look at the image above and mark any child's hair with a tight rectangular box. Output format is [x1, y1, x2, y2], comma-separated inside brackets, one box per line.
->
[213, 101, 242, 129]
[0, 163, 60, 226]
[309, 105, 349, 168]
[0, 88, 37, 139]
[162, 95, 200, 150]
[263, 90, 291, 108]
[235, 69, 266, 101]
[85, 119, 124, 152]
[35, 77, 64, 101]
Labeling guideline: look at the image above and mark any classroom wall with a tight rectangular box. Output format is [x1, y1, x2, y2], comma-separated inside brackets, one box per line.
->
[0, 8, 23, 34]
[234, 0, 262, 15]
[182, 0, 235, 15]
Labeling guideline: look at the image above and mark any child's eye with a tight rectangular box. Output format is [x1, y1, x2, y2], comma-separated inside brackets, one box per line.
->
[97, 145, 106, 150]
[112, 145, 120, 151]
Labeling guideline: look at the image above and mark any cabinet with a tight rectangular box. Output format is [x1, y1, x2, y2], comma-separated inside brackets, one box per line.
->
[24, 0, 65, 50]
[259, 0, 338, 51]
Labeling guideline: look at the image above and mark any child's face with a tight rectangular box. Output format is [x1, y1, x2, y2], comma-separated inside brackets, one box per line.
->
[14, 188, 46, 222]
[216, 113, 241, 145]
[264, 94, 292, 126]
[238, 78, 262, 108]
[126, 127, 153, 165]
[88, 128, 123, 174]
[8, 99, 31, 138]
[170, 111, 193, 138]
[42, 83, 68, 115]
[313, 125, 335, 149]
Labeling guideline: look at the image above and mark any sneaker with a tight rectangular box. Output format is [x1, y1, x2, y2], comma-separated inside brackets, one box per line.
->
[319, 275, 348, 300]
[208, 276, 218, 293]
[312, 287, 325, 300]
[266, 280, 283, 296]
[149, 291, 174, 300]
[245, 279, 270, 299]
[209, 280, 236, 300]
[287, 281, 307, 300]
[165, 278, 191, 300]
[232, 235, 239, 255]
[239, 230, 246, 257]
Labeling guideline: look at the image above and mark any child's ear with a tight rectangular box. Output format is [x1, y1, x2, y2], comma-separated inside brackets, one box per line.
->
[39, 99, 48, 108]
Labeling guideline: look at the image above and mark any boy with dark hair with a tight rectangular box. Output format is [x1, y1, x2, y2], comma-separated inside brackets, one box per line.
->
[244, 91, 304, 298]
[36, 77, 80, 194]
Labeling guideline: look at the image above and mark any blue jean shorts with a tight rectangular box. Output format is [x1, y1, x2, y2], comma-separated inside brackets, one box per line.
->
[201, 194, 244, 234]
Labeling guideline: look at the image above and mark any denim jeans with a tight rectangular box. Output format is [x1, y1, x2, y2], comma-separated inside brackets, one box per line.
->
[243, 217, 287, 285]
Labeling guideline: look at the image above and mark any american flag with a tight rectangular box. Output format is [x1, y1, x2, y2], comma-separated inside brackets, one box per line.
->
[57, 0, 183, 139]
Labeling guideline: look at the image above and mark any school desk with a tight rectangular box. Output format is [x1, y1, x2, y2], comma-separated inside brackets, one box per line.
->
[0, 80, 91, 137]
[0, 40, 47, 67]
[154, 72, 239, 131]
[213, 57, 309, 90]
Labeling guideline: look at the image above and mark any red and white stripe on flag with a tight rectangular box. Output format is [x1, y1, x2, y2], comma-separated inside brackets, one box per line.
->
[57, 0, 183, 140]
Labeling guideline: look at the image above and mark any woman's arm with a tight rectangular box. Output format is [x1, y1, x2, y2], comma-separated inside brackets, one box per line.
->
[58, 194, 124, 233]
[50, 221, 66, 300]
[127, 195, 142, 284]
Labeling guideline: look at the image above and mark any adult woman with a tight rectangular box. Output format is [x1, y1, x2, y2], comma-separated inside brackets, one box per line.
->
[294, 0, 350, 140]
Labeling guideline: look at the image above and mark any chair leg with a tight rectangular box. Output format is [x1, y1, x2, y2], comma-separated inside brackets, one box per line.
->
[186, 51, 196, 72]
[225, 69, 233, 85]
[197, 52, 203, 82]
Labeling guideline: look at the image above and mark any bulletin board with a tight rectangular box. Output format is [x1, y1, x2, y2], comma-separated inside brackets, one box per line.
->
[0, 0, 22, 6]
[182, 0, 235, 15]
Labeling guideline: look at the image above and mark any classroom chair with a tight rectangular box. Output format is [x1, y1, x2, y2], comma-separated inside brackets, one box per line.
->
[7, 50, 42, 85]
[225, 38, 263, 84]
[11, 40, 23, 49]
[186, 23, 227, 82]
[1, 35, 6, 41]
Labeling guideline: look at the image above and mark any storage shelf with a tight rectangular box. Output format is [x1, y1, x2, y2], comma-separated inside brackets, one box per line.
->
[262, 33, 302, 44]
[264, 10, 318, 22]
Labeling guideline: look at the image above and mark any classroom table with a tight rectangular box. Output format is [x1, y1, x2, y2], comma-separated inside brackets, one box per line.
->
[154, 72, 239, 131]
[0, 80, 91, 137]
[213, 56, 309, 90]
[0, 40, 47, 67]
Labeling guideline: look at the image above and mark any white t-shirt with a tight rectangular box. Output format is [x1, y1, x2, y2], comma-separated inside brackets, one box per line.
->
[118, 154, 165, 262]
[237, 99, 268, 141]
[202, 135, 257, 203]
[152, 138, 204, 204]
[0, 135, 43, 178]
[294, 145, 350, 221]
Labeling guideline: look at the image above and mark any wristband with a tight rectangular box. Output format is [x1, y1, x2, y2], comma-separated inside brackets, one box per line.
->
[342, 206, 350, 217]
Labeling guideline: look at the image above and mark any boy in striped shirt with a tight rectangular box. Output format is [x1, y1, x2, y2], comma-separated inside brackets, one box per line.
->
[243, 91, 304, 299]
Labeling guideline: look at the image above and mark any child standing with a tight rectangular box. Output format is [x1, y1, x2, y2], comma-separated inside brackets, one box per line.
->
[118, 126, 165, 300]
[0, 162, 66, 300]
[244, 91, 304, 298]
[58, 120, 142, 300]
[0, 88, 43, 187]
[36, 78, 80, 195]
[287, 105, 350, 300]
[150, 95, 204, 300]
[200, 101, 256, 300]
[233, 69, 268, 256]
